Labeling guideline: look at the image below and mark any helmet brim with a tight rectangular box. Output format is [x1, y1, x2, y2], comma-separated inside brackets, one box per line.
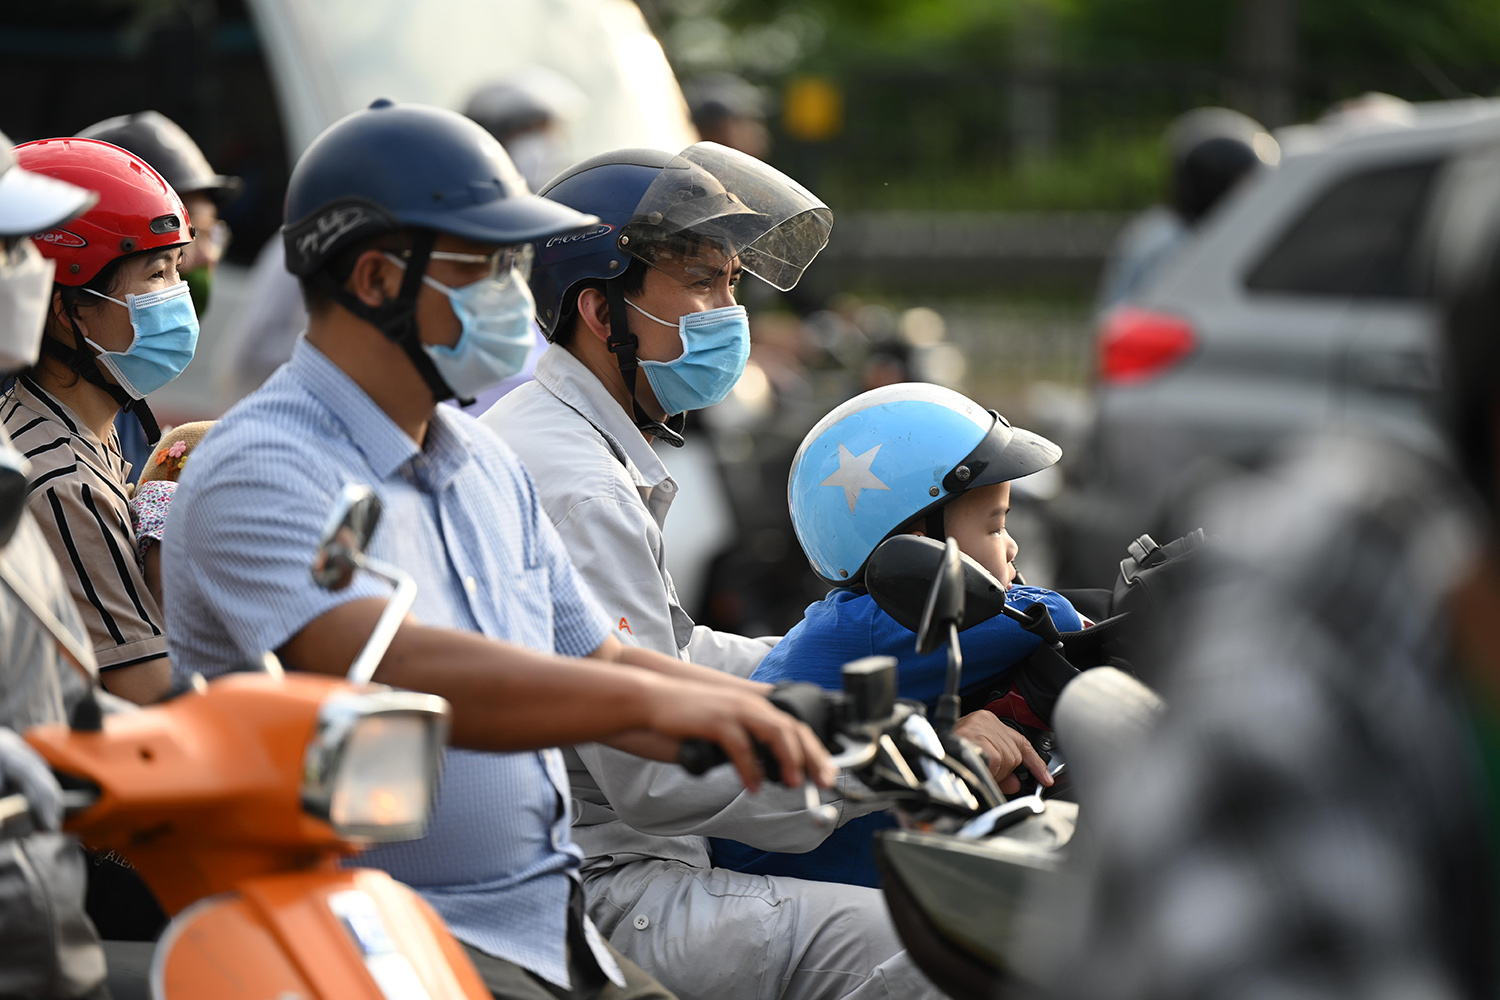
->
[962, 423, 1063, 491]
[622, 142, 832, 291]
[401, 192, 599, 246]
[179, 173, 245, 208]
[0, 166, 97, 238]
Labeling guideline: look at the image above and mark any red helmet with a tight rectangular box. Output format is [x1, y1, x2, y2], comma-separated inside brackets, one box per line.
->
[15, 137, 191, 287]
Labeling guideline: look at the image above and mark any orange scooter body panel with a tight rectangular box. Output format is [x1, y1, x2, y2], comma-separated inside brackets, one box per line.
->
[157, 869, 489, 999]
[26, 673, 359, 913]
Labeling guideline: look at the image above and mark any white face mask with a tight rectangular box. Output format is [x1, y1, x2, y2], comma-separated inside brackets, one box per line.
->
[0, 240, 55, 372]
[383, 252, 538, 400]
[504, 132, 566, 193]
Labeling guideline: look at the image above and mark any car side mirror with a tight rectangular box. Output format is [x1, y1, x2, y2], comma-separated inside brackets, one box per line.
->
[312, 484, 384, 591]
[0, 446, 29, 549]
[865, 535, 1009, 647]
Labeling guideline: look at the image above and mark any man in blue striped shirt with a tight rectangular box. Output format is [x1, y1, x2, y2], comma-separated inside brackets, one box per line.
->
[163, 101, 830, 1000]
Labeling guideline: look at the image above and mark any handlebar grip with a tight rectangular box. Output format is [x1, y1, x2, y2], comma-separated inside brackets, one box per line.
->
[677, 738, 729, 776]
[768, 682, 836, 746]
[676, 738, 784, 783]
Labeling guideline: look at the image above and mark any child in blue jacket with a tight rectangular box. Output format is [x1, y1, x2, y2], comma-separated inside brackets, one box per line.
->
[713, 382, 1081, 887]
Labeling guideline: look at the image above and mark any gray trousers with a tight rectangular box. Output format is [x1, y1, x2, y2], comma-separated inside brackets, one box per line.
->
[462, 941, 673, 1000]
[583, 860, 942, 1000]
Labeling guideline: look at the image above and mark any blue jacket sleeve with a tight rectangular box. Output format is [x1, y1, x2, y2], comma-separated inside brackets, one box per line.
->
[754, 587, 1082, 706]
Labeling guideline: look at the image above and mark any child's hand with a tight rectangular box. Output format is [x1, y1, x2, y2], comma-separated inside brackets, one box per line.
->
[954, 709, 1053, 796]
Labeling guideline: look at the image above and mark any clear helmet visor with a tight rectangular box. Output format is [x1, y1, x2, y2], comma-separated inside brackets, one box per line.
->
[620, 141, 832, 291]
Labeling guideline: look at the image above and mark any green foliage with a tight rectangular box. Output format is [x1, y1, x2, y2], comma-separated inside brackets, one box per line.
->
[817, 131, 1167, 211]
[1054, 0, 1235, 64]
[657, 0, 1500, 210]
[1299, 0, 1500, 69]
[684, 0, 1500, 74]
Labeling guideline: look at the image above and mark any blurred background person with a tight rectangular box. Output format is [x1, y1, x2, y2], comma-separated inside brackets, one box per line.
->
[457, 69, 590, 416]
[682, 73, 770, 160]
[1096, 107, 1280, 311]
[463, 68, 587, 192]
[77, 111, 242, 318]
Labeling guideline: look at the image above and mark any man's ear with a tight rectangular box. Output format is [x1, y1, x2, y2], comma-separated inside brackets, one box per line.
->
[347, 249, 401, 308]
[575, 287, 612, 344]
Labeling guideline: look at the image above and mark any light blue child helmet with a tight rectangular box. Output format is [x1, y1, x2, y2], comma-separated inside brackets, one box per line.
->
[789, 383, 1062, 585]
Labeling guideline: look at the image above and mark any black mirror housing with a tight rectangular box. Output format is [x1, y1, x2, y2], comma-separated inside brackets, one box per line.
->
[915, 538, 966, 654]
[866, 535, 1009, 643]
[312, 484, 384, 591]
[0, 446, 30, 549]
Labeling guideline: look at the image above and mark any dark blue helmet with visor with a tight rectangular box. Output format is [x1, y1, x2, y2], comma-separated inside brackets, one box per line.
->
[531, 141, 831, 443]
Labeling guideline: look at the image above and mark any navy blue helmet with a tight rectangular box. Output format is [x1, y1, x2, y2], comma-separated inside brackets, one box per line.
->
[529, 148, 668, 339]
[531, 141, 831, 340]
[283, 98, 596, 277]
[279, 98, 596, 405]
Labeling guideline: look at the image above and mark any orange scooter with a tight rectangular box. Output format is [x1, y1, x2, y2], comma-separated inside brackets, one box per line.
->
[3, 481, 490, 999]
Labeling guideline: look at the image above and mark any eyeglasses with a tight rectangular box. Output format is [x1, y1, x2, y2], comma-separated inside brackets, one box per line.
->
[396, 244, 534, 281]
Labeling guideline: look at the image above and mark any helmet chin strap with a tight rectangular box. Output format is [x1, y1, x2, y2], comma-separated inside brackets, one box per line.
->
[39, 327, 160, 446]
[604, 280, 685, 447]
[317, 230, 472, 407]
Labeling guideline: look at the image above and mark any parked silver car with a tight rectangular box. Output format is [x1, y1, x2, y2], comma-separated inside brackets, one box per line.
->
[1058, 99, 1500, 586]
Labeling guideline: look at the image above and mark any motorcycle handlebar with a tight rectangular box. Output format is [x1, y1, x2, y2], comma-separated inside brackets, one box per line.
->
[677, 682, 843, 783]
[676, 737, 784, 783]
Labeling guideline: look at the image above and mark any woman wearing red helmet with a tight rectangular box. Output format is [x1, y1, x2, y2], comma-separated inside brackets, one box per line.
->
[2, 137, 200, 704]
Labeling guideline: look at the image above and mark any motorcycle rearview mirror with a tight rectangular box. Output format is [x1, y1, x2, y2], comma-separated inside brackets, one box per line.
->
[0, 446, 27, 548]
[915, 538, 966, 657]
[866, 535, 1009, 643]
[867, 536, 978, 736]
[313, 484, 384, 591]
[310, 484, 418, 686]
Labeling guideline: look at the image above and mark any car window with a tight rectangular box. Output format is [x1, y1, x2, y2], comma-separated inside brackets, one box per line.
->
[1245, 158, 1442, 299]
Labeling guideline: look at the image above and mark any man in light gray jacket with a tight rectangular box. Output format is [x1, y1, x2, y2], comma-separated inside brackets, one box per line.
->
[482, 144, 941, 1000]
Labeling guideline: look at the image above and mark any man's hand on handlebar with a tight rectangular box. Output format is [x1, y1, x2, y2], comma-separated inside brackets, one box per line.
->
[605, 675, 837, 793]
[954, 710, 1053, 796]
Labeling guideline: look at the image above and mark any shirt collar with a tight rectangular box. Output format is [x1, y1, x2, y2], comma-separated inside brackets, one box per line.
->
[288, 339, 469, 487]
[532, 345, 671, 490]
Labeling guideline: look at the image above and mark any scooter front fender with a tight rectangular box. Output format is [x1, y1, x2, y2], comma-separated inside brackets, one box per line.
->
[151, 867, 488, 1000]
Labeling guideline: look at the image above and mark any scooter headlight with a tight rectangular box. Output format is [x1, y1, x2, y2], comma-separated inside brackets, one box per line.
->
[301, 690, 450, 842]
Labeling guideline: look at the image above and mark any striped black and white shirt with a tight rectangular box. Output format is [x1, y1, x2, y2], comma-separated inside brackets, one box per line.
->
[2, 376, 167, 671]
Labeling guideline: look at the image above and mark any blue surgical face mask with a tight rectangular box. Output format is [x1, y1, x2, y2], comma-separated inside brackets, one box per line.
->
[81, 281, 199, 399]
[625, 300, 750, 415]
[386, 253, 538, 400]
